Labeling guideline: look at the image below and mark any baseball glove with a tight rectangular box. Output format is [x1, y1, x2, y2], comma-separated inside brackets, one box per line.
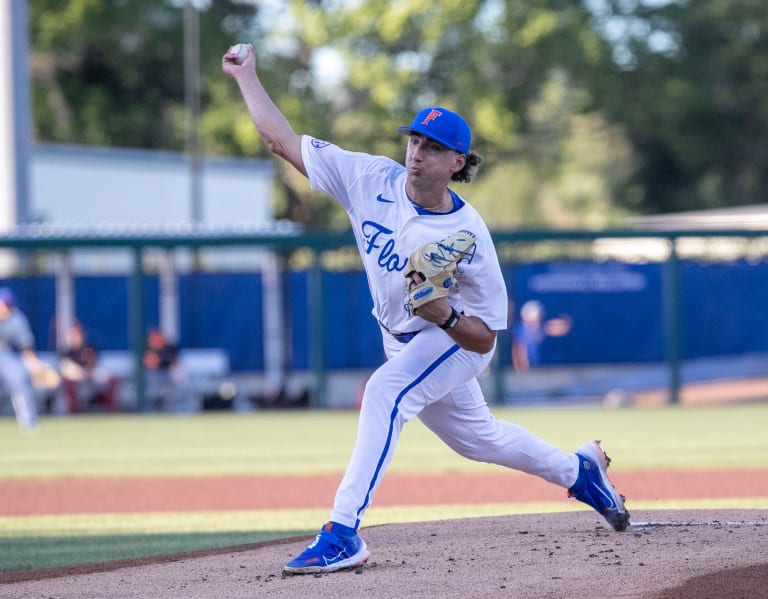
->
[31, 365, 61, 390]
[404, 229, 477, 316]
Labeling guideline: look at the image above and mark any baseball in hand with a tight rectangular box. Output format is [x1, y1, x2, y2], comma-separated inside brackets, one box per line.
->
[230, 43, 248, 64]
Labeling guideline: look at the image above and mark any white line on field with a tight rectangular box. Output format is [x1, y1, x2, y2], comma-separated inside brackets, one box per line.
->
[630, 520, 768, 527]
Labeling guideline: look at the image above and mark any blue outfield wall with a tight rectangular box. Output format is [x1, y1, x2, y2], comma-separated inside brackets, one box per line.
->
[3, 258, 768, 371]
[680, 261, 768, 358]
[287, 270, 385, 370]
[179, 273, 266, 370]
[505, 261, 665, 365]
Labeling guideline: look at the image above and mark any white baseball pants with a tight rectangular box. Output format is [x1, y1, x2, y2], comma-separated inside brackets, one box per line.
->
[329, 326, 579, 530]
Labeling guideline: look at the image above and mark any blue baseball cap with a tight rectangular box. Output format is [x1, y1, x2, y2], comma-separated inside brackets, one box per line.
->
[397, 106, 472, 154]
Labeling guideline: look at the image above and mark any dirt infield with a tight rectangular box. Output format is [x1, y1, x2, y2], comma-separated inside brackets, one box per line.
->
[2, 468, 768, 516]
[2, 511, 767, 598]
[1, 468, 767, 598]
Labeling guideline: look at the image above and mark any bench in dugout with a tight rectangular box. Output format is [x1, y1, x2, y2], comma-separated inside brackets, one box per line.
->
[101, 349, 231, 412]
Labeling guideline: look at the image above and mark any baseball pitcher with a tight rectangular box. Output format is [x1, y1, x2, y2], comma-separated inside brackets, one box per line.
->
[223, 43, 629, 575]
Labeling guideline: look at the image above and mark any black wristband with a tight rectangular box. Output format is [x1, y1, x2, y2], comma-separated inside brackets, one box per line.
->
[439, 307, 460, 330]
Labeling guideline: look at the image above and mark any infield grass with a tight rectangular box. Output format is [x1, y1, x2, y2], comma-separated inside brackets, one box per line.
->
[1, 402, 767, 571]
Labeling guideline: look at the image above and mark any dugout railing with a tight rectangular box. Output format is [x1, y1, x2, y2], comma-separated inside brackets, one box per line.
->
[0, 225, 766, 410]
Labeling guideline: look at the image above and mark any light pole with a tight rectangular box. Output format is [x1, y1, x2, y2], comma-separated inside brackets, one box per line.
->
[184, 1, 202, 227]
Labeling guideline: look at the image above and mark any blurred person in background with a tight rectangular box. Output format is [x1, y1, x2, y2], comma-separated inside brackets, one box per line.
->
[0, 287, 48, 431]
[143, 328, 184, 411]
[512, 300, 572, 371]
[58, 322, 119, 413]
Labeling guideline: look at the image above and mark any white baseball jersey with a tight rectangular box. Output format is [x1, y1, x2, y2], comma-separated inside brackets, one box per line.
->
[301, 136, 508, 335]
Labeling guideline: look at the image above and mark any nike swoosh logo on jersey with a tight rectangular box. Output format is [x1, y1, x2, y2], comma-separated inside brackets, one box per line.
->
[376, 194, 395, 203]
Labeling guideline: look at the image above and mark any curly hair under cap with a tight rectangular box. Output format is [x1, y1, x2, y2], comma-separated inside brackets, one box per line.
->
[451, 151, 483, 183]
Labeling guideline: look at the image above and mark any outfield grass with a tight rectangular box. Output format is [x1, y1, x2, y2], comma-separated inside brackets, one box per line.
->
[1, 403, 767, 571]
[2, 403, 767, 478]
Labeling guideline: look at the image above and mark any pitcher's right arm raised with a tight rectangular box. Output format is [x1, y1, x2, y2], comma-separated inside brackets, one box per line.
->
[222, 43, 305, 176]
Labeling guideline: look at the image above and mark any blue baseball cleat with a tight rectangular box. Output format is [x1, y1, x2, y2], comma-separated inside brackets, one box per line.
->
[568, 440, 630, 532]
[283, 522, 370, 574]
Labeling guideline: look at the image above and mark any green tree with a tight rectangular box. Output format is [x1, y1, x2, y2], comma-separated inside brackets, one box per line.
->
[590, 0, 768, 212]
[31, 1, 688, 226]
[30, 0, 254, 149]
[277, 0, 632, 227]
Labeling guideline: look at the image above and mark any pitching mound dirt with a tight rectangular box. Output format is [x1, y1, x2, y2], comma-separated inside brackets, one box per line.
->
[2, 509, 767, 599]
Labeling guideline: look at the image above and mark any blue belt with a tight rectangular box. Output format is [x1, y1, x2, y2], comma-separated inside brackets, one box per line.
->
[390, 330, 420, 344]
[380, 321, 421, 344]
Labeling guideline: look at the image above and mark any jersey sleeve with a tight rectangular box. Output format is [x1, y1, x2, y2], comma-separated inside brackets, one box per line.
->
[300, 136, 396, 212]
